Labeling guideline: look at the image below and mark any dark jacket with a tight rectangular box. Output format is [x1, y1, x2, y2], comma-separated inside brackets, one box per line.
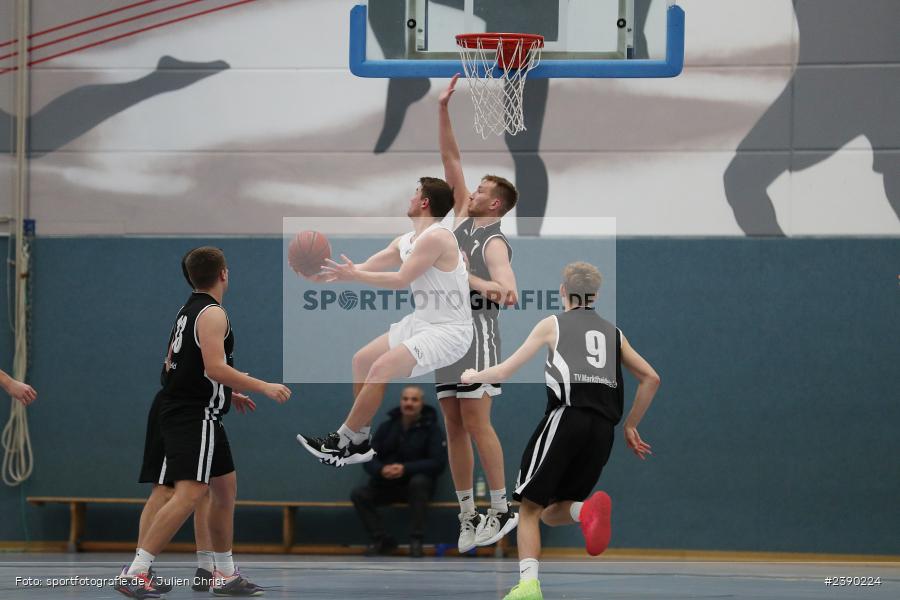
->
[363, 404, 447, 481]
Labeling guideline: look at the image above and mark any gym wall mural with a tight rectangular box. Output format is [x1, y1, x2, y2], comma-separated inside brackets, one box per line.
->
[1, 0, 897, 237]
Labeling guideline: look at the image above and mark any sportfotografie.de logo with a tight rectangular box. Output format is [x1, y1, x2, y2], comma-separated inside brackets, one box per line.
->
[300, 289, 582, 311]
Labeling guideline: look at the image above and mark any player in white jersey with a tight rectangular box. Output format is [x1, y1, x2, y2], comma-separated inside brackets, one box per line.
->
[297, 177, 473, 467]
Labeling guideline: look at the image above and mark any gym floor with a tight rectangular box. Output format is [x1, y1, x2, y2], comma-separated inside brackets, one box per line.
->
[0, 553, 897, 599]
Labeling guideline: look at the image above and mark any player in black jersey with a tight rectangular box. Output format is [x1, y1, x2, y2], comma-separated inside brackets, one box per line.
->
[438, 74, 521, 552]
[116, 247, 291, 600]
[462, 262, 660, 600]
[132, 250, 257, 595]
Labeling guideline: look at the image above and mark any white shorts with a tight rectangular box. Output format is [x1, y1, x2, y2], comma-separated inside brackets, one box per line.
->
[388, 314, 473, 378]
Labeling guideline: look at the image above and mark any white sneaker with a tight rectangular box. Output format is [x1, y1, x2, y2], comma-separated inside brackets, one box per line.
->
[475, 505, 519, 546]
[457, 511, 484, 553]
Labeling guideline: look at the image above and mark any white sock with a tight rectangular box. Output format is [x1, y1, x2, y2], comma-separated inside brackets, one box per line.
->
[569, 502, 584, 523]
[337, 424, 366, 448]
[214, 550, 236, 577]
[360, 425, 371, 437]
[519, 558, 539, 581]
[127, 548, 155, 576]
[197, 550, 215, 573]
[490, 488, 508, 512]
[457, 489, 475, 514]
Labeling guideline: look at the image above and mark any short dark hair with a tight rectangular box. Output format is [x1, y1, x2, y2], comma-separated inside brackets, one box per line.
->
[483, 175, 518, 214]
[184, 247, 227, 290]
[419, 177, 454, 218]
[563, 262, 602, 306]
[181, 249, 195, 288]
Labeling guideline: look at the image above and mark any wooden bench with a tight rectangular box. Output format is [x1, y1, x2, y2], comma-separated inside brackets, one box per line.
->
[27, 496, 510, 556]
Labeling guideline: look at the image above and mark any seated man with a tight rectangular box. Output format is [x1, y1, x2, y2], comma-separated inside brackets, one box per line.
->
[350, 385, 447, 558]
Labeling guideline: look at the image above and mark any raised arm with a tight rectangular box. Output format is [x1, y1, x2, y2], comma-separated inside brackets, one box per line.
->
[356, 236, 403, 272]
[324, 228, 448, 290]
[620, 332, 661, 460]
[469, 237, 518, 306]
[197, 307, 291, 403]
[438, 74, 470, 217]
[461, 316, 556, 383]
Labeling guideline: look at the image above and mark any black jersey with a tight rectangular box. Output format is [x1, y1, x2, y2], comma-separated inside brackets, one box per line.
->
[454, 217, 512, 319]
[159, 292, 234, 421]
[544, 307, 623, 424]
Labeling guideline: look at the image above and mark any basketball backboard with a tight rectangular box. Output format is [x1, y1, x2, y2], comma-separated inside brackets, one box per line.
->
[350, 0, 684, 78]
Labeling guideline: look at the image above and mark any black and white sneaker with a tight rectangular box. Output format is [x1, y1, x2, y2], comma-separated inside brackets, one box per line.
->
[191, 567, 214, 592]
[457, 511, 484, 553]
[113, 567, 160, 599]
[475, 505, 519, 547]
[147, 567, 172, 594]
[211, 570, 264, 597]
[296, 432, 375, 467]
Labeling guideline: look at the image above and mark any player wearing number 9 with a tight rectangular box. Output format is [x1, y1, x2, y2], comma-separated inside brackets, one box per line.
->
[460, 261, 660, 600]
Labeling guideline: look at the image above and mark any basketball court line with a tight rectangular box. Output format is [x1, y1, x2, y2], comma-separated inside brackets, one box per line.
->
[0, 554, 896, 599]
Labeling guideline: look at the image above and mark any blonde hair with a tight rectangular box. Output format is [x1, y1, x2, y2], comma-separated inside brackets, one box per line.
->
[562, 262, 602, 306]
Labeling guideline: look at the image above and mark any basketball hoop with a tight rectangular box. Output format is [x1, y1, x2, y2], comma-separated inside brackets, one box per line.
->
[455, 32, 543, 138]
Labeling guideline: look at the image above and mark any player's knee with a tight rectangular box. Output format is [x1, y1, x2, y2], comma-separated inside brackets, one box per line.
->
[209, 480, 236, 504]
[460, 412, 492, 438]
[539, 504, 559, 525]
[151, 484, 174, 502]
[176, 484, 209, 506]
[442, 412, 464, 436]
[352, 348, 371, 374]
[519, 499, 543, 518]
[366, 357, 393, 382]
[446, 424, 467, 442]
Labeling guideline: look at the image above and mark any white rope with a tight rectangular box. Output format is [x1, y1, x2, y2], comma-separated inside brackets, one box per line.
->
[2, 402, 33, 486]
[2, 234, 33, 486]
[457, 36, 542, 138]
[3, 0, 33, 488]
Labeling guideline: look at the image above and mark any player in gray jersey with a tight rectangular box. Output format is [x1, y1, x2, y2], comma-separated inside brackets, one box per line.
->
[462, 262, 661, 600]
[437, 74, 521, 552]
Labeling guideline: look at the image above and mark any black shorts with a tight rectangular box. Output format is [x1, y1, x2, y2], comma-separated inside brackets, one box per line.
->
[139, 395, 172, 486]
[435, 314, 502, 400]
[157, 417, 234, 484]
[513, 406, 615, 507]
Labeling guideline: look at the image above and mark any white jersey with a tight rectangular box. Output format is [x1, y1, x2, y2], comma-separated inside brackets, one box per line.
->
[398, 223, 472, 325]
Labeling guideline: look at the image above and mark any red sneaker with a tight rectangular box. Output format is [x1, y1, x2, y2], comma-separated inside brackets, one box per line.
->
[579, 491, 612, 556]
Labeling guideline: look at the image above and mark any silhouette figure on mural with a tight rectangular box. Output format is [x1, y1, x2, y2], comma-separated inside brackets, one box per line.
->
[724, 0, 900, 235]
[0, 56, 228, 157]
[370, 0, 653, 236]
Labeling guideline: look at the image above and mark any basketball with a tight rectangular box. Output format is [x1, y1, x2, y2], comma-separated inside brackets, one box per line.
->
[288, 231, 331, 277]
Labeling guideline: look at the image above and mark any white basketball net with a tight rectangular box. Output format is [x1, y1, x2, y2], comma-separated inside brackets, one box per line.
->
[456, 35, 543, 138]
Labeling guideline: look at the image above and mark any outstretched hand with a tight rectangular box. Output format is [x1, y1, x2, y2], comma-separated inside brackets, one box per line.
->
[439, 73, 461, 107]
[322, 255, 358, 282]
[624, 426, 652, 460]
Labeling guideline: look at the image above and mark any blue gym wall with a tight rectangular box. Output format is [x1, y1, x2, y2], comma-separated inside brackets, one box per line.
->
[0, 236, 897, 555]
